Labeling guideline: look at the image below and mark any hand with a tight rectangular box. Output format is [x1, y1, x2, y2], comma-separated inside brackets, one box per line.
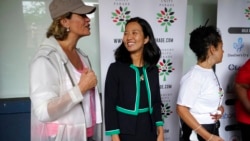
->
[157, 134, 164, 141]
[208, 134, 224, 141]
[211, 106, 224, 121]
[78, 68, 97, 93]
[157, 126, 164, 141]
[111, 134, 120, 141]
[210, 111, 222, 121]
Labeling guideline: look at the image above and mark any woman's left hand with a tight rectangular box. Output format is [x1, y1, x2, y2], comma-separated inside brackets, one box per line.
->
[157, 126, 164, 141]
[157, 135, 164, 141]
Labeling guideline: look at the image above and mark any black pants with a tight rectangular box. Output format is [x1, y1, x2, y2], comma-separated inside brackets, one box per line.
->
[238, 122, 250, 141]
[87, 137, 95, 141]
[180, 121, 220, 141]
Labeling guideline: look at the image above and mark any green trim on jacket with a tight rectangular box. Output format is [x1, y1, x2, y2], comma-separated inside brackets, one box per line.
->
[105, 129, 120, 136]
[115, 64, 153, 116]
[156, 121, 164, 126]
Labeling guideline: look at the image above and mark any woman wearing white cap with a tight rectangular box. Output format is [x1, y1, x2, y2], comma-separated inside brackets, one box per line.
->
[29, 0, 102, 141]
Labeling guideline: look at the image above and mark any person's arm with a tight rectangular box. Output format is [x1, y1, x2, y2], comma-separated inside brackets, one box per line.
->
[157, 126, 164, 141]
[78, 68, 97, 94]
[151, 67, 164, 134]
[235, 83, 250, 113]
[234, 59, 250, 113]
[152, 66, 164, 121]
[210, 105, 224, 121]
[111, 134, 120, 141]
[104, 64, 121, 137]
[30, 57, 84, 122]
[217, 105, 224, 115]
[177, 105, 224, 141]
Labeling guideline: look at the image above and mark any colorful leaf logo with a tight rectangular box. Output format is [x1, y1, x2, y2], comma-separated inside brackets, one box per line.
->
[111, 6, 131, 32]
[157, 59, 175, 81]
[156, 7, 177, 32]
[161, 102, 173, 119]
[245, 7, 250, 20]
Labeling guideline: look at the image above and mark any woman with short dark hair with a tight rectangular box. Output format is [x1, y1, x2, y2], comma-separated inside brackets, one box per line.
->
[177, 25, 224, 141]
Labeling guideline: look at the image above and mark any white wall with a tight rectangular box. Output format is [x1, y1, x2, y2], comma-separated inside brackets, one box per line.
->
[183, 0, 217, 74]
[0, 0, 100, 98]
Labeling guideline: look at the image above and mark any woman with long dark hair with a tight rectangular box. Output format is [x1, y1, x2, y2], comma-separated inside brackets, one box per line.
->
[104, 17, 164, 141]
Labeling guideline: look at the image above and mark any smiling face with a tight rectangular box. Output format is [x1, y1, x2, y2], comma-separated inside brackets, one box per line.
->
[122, 22, 149, 55]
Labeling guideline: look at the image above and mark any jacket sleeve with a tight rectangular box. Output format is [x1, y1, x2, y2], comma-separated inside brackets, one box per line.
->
[30, 55, 83, 122]
[104, 63, 120, 136]
[152, 67, 164, 127]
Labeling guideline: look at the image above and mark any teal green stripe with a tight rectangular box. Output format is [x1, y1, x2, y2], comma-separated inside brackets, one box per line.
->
[116, 106, 137, 115]
[142, 66, 153, 114]
[117, 65, 153, 116]
[156, 121, 164, 126]
[116, 106, 149, 115]
[138, 107, 149, 113]
[105, 129, 120, 136]
[130, 65, 141, 114]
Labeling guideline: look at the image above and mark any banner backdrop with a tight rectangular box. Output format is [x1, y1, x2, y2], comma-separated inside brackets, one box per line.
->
[217, 0, 250, 140]
[99, 1, 187, 140]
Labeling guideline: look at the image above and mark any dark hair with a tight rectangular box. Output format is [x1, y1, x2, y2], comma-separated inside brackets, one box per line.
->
[46, 12, 73, 40]
[114, 17, 161, 68]
[189, 25, 222, 62]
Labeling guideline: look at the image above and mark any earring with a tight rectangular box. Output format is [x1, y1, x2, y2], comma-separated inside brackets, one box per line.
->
[66, 27, 70, 32]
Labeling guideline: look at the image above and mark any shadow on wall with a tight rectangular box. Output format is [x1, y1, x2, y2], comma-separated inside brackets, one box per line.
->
[0, 98, 31, 141]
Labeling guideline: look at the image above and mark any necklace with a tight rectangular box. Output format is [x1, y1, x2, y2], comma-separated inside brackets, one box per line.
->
[138, 66, 145, 81]
[213, 71, 223, 97]
[213, 70, 224, 107]
[140, 74, 144, 81]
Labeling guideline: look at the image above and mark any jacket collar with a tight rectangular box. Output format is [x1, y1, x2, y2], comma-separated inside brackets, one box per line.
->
[40, 36, 68, 63]
[40, 36, 88, 64]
